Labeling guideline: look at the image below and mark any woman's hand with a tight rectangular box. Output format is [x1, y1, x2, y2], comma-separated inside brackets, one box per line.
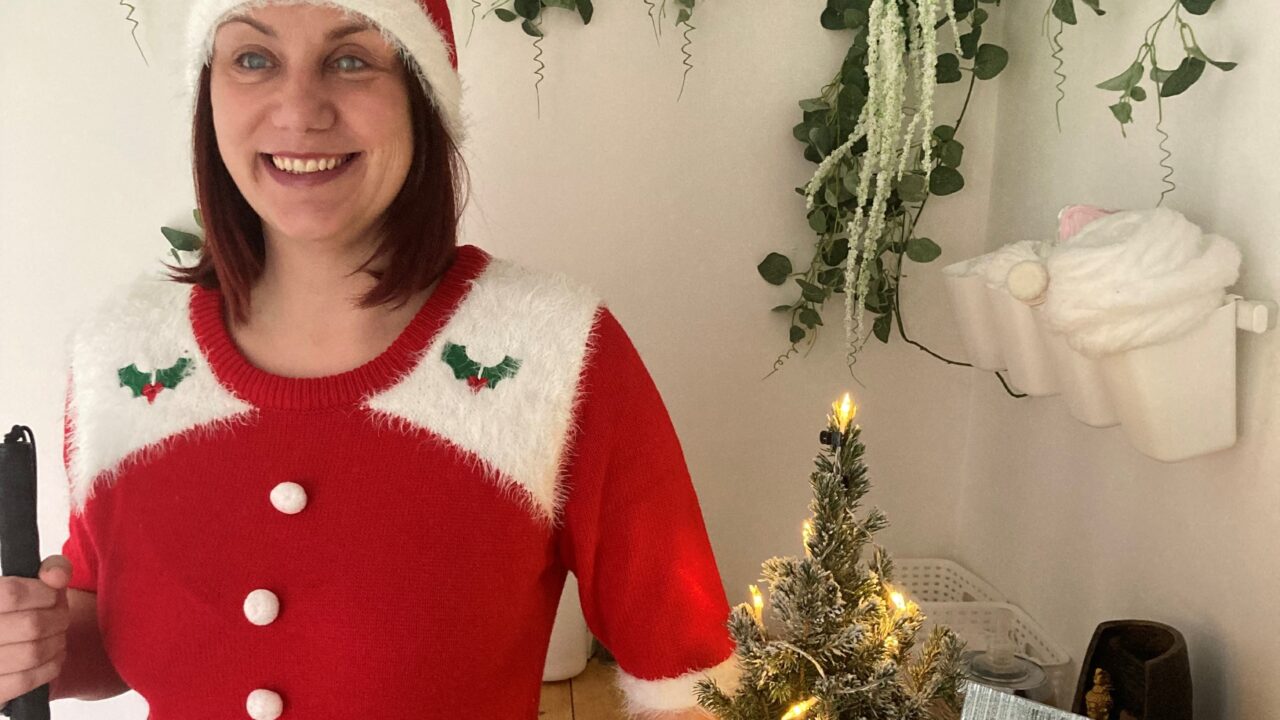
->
[0, 555, 72, 705]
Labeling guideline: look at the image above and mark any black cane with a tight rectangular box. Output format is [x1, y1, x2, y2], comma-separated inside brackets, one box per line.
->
[0, 426, 52, 720]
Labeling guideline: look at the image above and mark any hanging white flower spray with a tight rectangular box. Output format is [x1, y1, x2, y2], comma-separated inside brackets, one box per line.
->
[803, 0, 959, 366]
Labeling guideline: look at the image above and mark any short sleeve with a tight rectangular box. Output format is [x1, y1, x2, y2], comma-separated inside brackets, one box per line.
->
[59, 372, 99, 594]
[557, 307, 742, 716]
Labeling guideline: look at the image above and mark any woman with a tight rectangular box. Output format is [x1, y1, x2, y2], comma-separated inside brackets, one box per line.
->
[0, 1, 740, 717]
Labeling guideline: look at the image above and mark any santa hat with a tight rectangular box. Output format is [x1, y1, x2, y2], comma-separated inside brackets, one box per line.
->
[182, 0, 466, 144]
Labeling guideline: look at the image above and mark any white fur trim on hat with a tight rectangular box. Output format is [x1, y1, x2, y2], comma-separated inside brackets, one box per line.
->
[183, 0, 466, 144]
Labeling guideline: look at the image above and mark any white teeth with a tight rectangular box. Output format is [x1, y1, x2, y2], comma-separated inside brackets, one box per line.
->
[270, 154, 352, 174]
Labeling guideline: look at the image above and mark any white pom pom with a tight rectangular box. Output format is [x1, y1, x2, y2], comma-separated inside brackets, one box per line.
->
[1007, 261, 1049, 306]
[270, 482, 308, 514]
[246, 688, 283, 720]
[244, 589, 280, 626]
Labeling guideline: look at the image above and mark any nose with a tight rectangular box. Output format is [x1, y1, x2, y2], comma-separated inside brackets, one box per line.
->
[270, 67, 337, 133]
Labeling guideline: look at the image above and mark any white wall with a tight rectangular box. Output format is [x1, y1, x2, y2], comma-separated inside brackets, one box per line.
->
[9, 0, 1271, 718]
[954, 2, 1280, 718]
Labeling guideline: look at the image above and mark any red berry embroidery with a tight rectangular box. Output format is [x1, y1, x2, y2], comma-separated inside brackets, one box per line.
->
[465, 375, 489, 393]
[141, 382, 164, 404]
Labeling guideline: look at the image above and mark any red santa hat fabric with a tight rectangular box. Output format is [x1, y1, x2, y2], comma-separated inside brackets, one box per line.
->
[183, 0, 466, 144]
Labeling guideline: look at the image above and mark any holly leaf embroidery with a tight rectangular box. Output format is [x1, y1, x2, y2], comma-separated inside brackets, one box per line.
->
[442, 342, 482, 380]
[118, 364, 151, 398]
[482, 356, 522, 389]
[117, 356, 194, 403]
[442, 342, 521, 391]
[154, 357, 193, 389]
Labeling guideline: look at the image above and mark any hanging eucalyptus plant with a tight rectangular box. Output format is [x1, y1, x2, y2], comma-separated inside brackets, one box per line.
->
[472, 0, 700, 102]
[1044, 0, 1235, 204]
[759, 0, 1008, 379]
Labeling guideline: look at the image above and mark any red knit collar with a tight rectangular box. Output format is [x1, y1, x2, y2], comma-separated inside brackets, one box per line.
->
[189, 244, 491, 411]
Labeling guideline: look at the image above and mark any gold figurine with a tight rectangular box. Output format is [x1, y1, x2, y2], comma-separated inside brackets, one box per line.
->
[1084, 668, 1115, 720]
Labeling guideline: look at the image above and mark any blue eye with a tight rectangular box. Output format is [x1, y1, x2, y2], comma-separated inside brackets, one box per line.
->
[235, 52, 270, 70]
[335, 55, 368, 71]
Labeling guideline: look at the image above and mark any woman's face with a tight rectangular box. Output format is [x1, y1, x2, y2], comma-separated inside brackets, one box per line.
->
[210, 4, 414, 255]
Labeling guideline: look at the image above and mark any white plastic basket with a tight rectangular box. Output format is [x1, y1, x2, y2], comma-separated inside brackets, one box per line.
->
[892, 558, 1004, 604]
[895, 559, 1073, 709]
[920, 602, 1073, 709]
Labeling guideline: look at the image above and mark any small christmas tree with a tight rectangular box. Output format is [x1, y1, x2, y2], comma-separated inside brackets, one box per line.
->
[695, 395, 966, 720]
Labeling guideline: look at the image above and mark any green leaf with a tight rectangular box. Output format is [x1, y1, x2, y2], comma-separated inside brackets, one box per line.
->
[797, 279, 827, 303]
[823, 238, 850, 266]
[1109, 102, 1133, 124]
[790, 325, 806, 343]
[117, 364, 150, 397]
[578, 0, 594, 24]
[1080, 0, 1105, 15]
[192, 208, 203, 229]
[843, 8, 868, 27]
[1129, 85, 1147, 101]
[809, 126, 835, 156]
[933, 124, 956, 142]
[676, 8, 691, 24]
[514, 0, 540, 18]
[494, 8, 518, 21]
[1188, 46, 1236, 71]
[929, 166, 965, 195]
[757, 253, 792, 285]
[799, 98, 831, 112]
[1051, 0, 1077, 24]
[820, 8, 846, 29]
[938, 139, 964, 167]
[973, 44, 1008, 80]
[1159, 56, 1206, 97]
[799, 307, 823, 328]
[972, 8, 989, 25]
[959, 26, 981, 60]
[936, 53, 962, 84]
[1150, 65, 1174, 84]
[818, 267, 845, 287]
[771, 304, 793, 313]
[1180, 0, 1214, 14]
[897, 173, 928, 202]
[161, 226, 203, 252]
[842, 167, 860, 195]
[521, 19, 543, 37]
[905, 237, 942, 263]
[1097, 61, 1144, 91]
[872, 313, 892, 343]
[808, 210, 830, 234]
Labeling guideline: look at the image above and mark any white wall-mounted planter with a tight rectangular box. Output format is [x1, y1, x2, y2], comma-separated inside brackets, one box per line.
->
[1098, 300, 1239, 463]
[944, 271, 1005, 371]
[1034, 312, 1119, 428]
[985, 286, 1059, 397]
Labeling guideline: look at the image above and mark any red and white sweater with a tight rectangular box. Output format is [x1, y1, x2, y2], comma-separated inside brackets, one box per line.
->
[58, 244, 742, 719]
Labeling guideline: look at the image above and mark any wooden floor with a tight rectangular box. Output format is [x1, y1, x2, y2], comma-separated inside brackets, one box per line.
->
[538, 652, 629, 720]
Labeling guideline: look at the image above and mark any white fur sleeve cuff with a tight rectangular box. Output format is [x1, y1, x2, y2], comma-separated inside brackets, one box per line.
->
[614, 654, 743, 717]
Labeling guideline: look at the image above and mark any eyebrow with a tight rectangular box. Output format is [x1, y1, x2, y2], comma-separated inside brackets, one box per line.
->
[226, 17, 374, 41]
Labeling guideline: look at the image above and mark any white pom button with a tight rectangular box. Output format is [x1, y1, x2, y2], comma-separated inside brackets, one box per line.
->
[270, 482, 307, 514]
[246, 688, 283, 719]
[244, 589, 280, 626]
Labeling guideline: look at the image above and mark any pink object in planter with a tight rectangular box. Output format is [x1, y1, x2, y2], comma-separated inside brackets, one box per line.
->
[1057, 204, 1117, 242]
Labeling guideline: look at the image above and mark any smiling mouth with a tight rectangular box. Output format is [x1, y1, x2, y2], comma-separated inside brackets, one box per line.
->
[262, 152, 361, 174]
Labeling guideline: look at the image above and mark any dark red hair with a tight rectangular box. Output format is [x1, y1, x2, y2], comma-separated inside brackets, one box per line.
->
[165, 54, 470, 326]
